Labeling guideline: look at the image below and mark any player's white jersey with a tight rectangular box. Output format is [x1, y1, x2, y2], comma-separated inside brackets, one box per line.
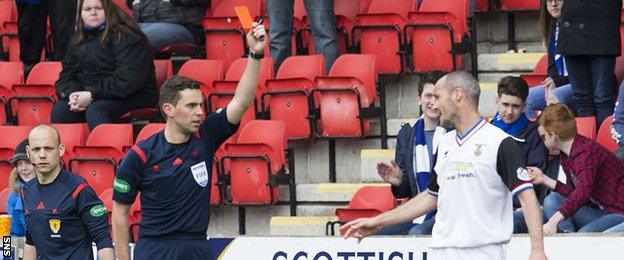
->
[427, 118, 533, 248]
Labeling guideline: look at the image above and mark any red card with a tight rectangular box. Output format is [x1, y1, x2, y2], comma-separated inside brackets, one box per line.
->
[234, 6, 254, 29]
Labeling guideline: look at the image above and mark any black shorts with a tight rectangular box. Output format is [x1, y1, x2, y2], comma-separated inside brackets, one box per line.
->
[133, 237, 213, 260]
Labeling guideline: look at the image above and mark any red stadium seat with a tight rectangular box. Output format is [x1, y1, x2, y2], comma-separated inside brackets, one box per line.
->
[474, 0, 490, 12]
[519, 54, 548, 87]
[597, 116, 618, 152]
[0, 150, 13, 192]
[118, 60, 173, 122]
[10, 62, 61, 125]
[498, 0, 541, 11]
[129, 197, 142, 242]
[575, 116, 597, 140]
[331, 185, 397, 235]
[405, 0, 471, 72]
[178, 59, 226, 99]
[69, 124, 133, 196]
[112, 0, 133, 17]
[135, 123, 165, 143]
[202, 0, 265, 68]
[261, 55, 325, 140]
[313, 54, 380, 137]
[52, 123, 89, 165]
[351, 0, 418, 74]
[0, 188, 11, 214]
[220, 120, 292, 205]
[0, 3, 17, 61]
[0, 61, 23, 124]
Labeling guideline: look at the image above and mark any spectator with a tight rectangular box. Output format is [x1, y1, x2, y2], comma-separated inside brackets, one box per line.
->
[50, 0, 156, 130]
[375, 71, 446, 235]
[492, 76, 548, 174]
[7, 139, 35, 259]
[133, 0, 206, 52]
[525, 0, 574, 121]
[610, 83, 624, 147]
[15, 0, 78, 75]
[529, 104, 624, 234]
[558, 0, 622, 126]
[266, 0, 338, 73]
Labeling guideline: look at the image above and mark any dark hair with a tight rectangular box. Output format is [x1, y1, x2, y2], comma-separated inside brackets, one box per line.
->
[159, 76, 201, 110]
[418, 71, 446, 97]
[74, 0, 147, 44]
[497, 76, 529, 102]
[539, 0, 555, 46]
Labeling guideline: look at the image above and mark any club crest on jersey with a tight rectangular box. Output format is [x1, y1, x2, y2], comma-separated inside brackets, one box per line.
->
[516, 167, 533, 181]
[474, 143, 484, 156]
[49, 219, 61, 235]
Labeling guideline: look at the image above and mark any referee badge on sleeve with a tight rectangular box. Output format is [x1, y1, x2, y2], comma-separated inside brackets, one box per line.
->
[516, 167, 533, 181]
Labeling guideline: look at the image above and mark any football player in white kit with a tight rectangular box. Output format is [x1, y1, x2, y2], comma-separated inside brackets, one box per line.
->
[341, 71, 547, 260]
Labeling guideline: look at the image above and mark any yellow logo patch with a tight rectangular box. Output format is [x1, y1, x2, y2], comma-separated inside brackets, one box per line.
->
[49, 219, 61, 234]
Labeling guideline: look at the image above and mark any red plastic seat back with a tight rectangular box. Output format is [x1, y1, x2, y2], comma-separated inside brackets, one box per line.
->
[328, 54, 377, 102]
[0, 125, 30, 150]
[575, 117, 597, 140]
[498, 0, 541, 11]
[597, 116, 618, 152]
[52, 123, 89, 163]
[178, 59, 226, 98]
[0, 149, 12, 192]
[0, 61, 23, 90]
[86, 124, 134, 151]
[224, 120, 285, 205]
[335, 185, 397, 225]
[418, 0, 470, 36]
[135, 123, 165, 144]
[153, 59, 173, 89]
[0, 188, 11, 213]
[26, 62, 61, 85]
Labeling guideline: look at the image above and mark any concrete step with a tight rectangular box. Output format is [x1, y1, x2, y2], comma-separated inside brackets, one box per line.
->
[478, 52, 545, 72]
[270, 216, 338, 236]
[360, 149, 395, 182]
[278, 183, 388, 203]
[208, 204, 343, 236]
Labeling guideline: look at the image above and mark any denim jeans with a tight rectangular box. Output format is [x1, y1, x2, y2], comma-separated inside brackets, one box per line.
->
[565, 55, 617, 126]
[513, 209, 548, 234]
[543, 192, 615, 232]
[605, 221, 624, 233]
[139, 23, 196, 52]
[51, 99, 141, 130]
[375, 217, 435, 235]
[611, 82, 624, 146]
[266, 0, 339, 73]
[578, 213, 624, 232]
[524, 83, 575, 121]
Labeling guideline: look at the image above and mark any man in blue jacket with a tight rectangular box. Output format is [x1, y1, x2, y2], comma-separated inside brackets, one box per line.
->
[376, 71, 446, 235]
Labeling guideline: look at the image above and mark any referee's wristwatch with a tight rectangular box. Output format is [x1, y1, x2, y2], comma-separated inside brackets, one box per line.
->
[249, 50, 264, 60]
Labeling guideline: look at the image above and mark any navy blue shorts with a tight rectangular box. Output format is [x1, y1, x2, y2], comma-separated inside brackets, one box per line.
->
[133, 238, 213, 260]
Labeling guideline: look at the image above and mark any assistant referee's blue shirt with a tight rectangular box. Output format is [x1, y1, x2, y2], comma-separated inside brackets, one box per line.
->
[113, 108, 237, 239]
[22, 170, 112, 260]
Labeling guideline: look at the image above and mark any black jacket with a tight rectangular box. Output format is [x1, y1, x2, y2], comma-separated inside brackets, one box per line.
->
[557, 0, 622, 56]
[392, 121, 420, 199]
[515, 122, 548, 172]
[55, 29, 156, 108]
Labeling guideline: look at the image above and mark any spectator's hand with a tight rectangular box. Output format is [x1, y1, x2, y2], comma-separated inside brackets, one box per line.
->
[376, 161, 403, 186]
[543, 211, 564, 235]
[70, 91, 93, 112]
[544, 83, 559, 106]
[527, 166, 545, 185]
[339, 217, 381, 243]
[246, 22, 266, 55]
[542, 77, 555, 90]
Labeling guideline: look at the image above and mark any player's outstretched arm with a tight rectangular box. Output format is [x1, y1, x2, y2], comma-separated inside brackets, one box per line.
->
[112, 201, 133, 260]
[97, 248, 115, 260]
[518, 189, 548, 260]
[340, 191, 437, 242]
[22, 244, 36, 260]
[226, 22, 266, 124]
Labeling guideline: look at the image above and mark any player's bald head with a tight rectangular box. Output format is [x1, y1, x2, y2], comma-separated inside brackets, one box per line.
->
[28, 124, 61, 147]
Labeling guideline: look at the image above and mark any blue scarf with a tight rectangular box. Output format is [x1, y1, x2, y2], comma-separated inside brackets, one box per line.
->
[491, 111, 529, 136]
[413, 117, 445, 222]
[549, 22, 567, 76]
[84, 21, 107, 32]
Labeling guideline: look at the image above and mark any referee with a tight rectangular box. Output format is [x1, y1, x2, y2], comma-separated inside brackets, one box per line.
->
[341, 71, 547, 260]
